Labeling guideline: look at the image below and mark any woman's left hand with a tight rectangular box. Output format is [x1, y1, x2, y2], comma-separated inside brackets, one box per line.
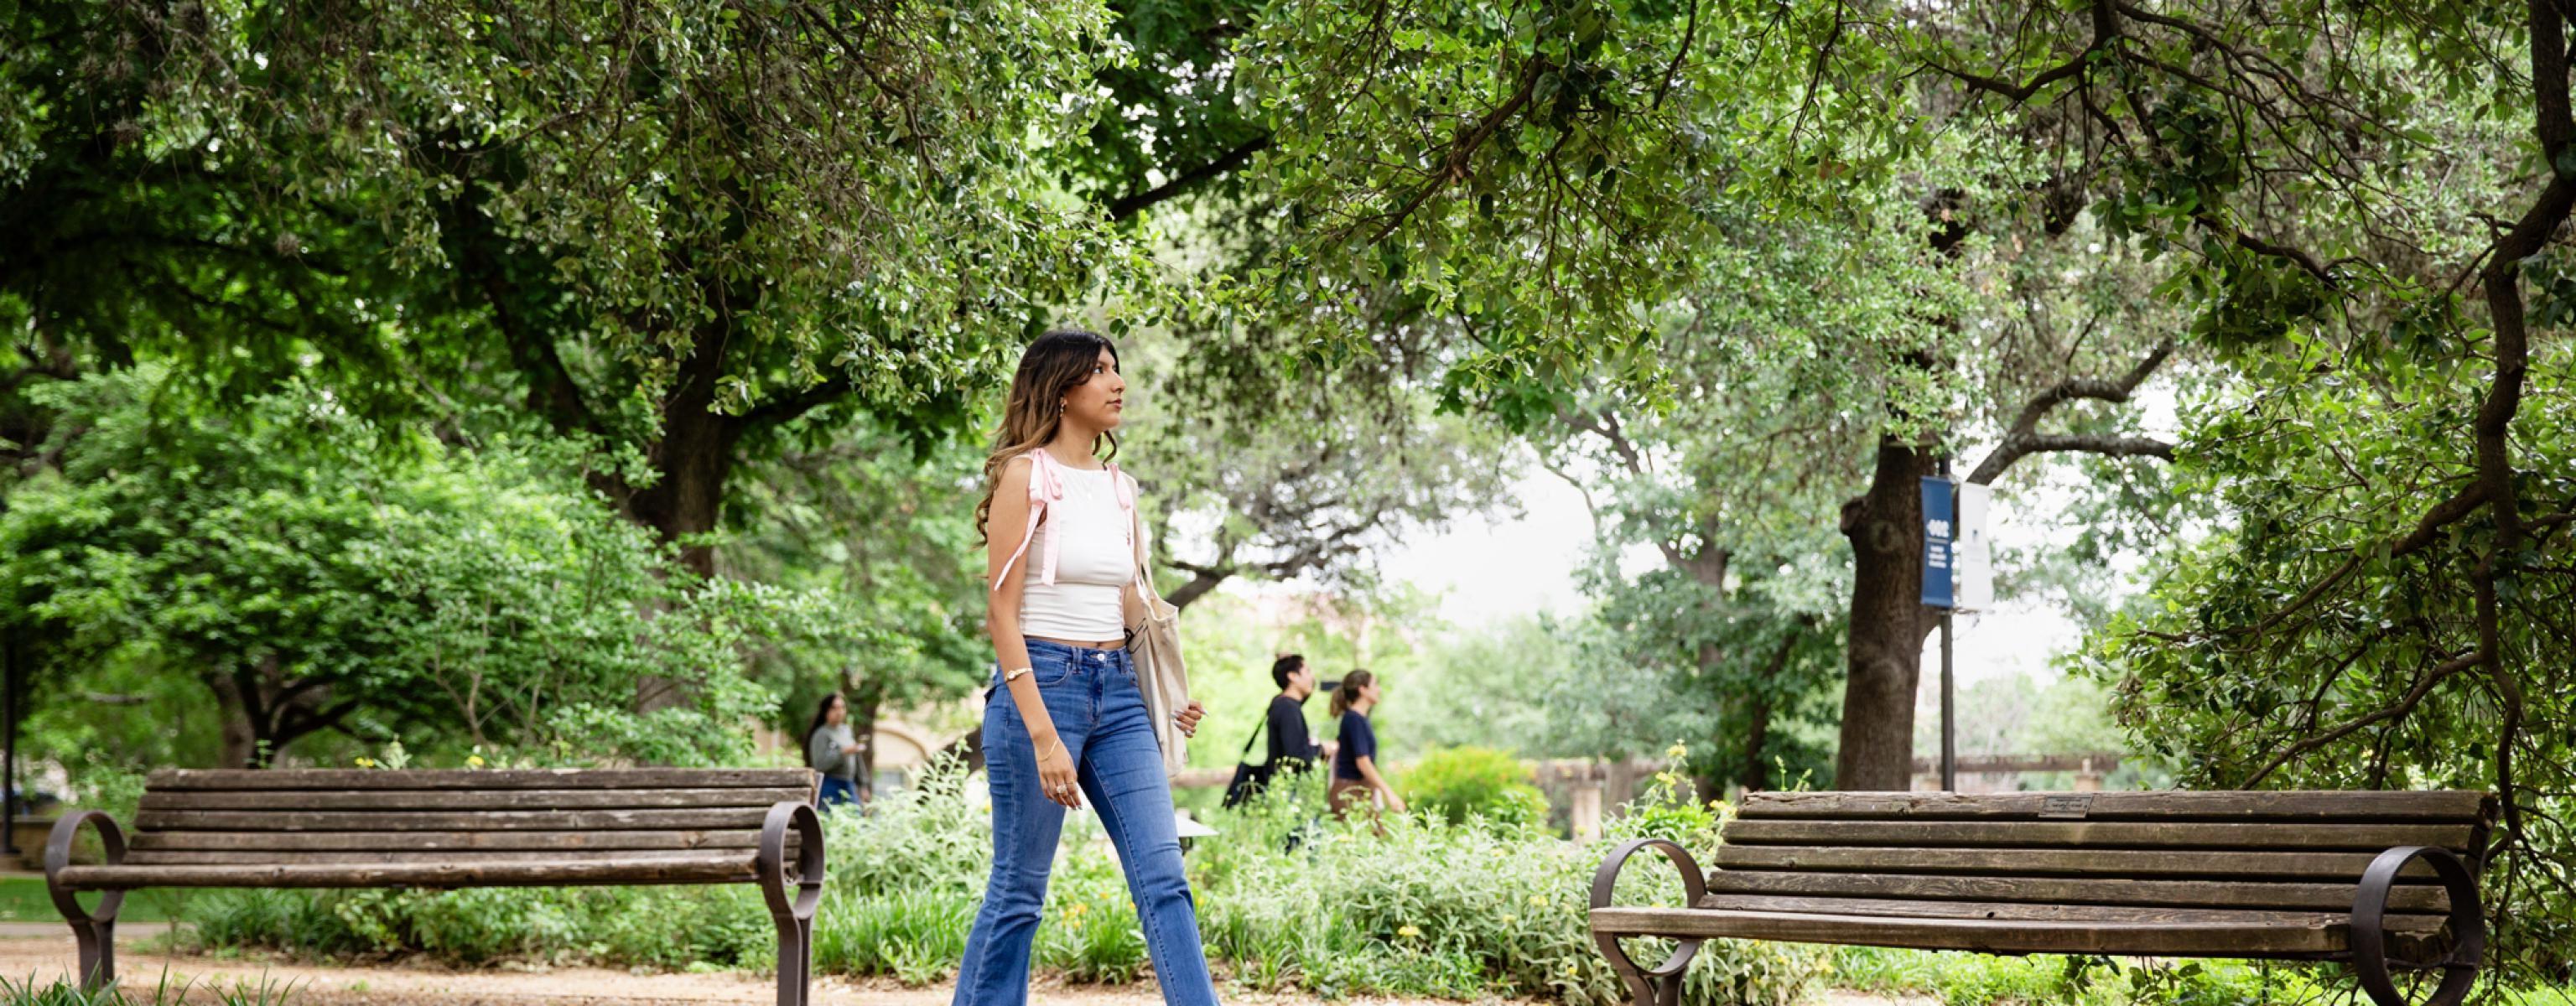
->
[1174, 700, 1206, 738]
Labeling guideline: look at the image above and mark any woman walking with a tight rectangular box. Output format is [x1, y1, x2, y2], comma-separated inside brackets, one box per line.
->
[805, 694, 862, 810]
[1328, 671, 1405, 822]
[957, 330, 1213, 1006]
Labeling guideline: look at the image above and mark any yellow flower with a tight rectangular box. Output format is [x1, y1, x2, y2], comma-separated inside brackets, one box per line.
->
[1500, 914, 1517, 926]
[1527, 894, 1548, 907]
[1067, 903, 1088, 916]
[1665, 742, 1688, 760]
[1396, 926, 1420, 938]
[1563, 962, 1579, 976]
[465, 754, 485, 768]
[355, 757, 376, 769]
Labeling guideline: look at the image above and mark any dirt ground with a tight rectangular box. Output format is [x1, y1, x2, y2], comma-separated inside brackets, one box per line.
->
[0, 934, 1502, 1006]
[0, 934, 1924, 1006]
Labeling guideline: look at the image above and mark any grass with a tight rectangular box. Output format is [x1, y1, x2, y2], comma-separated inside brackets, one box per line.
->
[0, 971, 294, 1005]
[0, 876, 184, 925]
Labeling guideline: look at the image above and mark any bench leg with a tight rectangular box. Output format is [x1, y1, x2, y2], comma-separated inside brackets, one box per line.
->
[45, 812, 129, 993]
[772, 915, 813, 1006]
[70, 918, 115, 991]
[756, 802, 824, 1006]
[1590, 838, 1709, 1006]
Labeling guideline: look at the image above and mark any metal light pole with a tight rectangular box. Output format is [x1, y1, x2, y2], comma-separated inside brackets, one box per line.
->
[3, 630, 18, 856]
[1938, 459, 1956, 794]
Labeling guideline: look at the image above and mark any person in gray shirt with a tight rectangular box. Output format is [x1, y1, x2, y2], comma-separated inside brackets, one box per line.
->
[805, 693, 861, 810]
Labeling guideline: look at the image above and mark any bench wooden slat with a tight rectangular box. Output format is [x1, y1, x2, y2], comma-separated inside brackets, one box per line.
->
[147, 769, 817, 791]
[135, 808, 771, 832]
[1720, 819, 2478, 853]
[1692, 894, 2450, 933]
[129, 830, 761, 853]
[1713, 845, 2441, 881]
[125, 848, 787, 866]
[1706, 870, 2450, 913]
[55, 854, 763, 889]
[139, 787, 811, 812]
[1736, 791, 2494, 823]
[1592, 906, 2371, 957]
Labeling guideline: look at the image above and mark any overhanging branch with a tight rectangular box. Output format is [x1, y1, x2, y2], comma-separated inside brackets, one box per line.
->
[1106, 134, 1274, 222]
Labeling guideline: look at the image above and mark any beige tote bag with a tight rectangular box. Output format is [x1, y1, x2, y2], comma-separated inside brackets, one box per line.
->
[1124, 505, 1190, 775]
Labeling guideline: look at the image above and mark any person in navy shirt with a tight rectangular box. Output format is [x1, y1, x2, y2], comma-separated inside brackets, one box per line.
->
[1328, 670, 1406, 822]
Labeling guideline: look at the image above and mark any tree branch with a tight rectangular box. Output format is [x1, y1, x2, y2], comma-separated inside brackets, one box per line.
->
[740, 372, 857, 428]
[1106, 134, 1274, 221]
[2241, 651, 2482, 786]
[1652, 0, 1701, 111]
[1923, 0, 2117, 106]
[1369, 57, 1551, 244]
[1967, 337, 2175, 485]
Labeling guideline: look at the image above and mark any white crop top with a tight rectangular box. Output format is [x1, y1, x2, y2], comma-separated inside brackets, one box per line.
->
[1014, 464, 1135, 640]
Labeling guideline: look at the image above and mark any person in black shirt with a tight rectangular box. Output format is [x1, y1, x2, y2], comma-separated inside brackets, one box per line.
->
[1264, 654, 1335, 773]
[1222, 654, 1337, 809]
[1328, 669, 1406, 822]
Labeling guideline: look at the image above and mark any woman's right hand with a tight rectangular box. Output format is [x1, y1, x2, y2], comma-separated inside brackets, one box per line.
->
[1032, 731, 1082, 809]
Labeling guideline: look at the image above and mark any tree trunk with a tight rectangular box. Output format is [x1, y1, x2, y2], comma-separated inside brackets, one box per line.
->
[1741, 695, 1773, 792]
[1834, 436, 1940, 791]
[205, 672, 262, 769]
[1739, 628, 1802, 792]
[627, 339, 745, 578]
[624, 332, 745, 715]
[848, 678, 884, 801]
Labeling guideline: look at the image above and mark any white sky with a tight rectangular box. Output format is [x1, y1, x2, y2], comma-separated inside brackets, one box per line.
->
[1363, 463, 2091, 687]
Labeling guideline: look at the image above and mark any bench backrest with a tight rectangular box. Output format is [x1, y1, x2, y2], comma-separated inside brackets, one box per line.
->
[127, 768, 818, 869]
[1711, 791, 2495, 920]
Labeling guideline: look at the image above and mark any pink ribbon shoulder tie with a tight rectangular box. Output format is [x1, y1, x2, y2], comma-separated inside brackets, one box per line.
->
[991, 450, 1136, 592]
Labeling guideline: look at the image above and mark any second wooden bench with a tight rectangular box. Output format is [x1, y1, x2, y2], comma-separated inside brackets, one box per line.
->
[1590, 790, 2492, 1006]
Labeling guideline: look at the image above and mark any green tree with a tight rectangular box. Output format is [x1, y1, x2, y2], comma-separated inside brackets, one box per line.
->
[0, 367, 852, 768]
[1885, 0, 2576, 977]
[719, 422, 993, 785]
[1122, 329, 1519, 609]
[2, 0, 1139, 572]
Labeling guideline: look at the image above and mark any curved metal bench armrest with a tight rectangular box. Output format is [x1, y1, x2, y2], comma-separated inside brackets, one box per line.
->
[756, 801, 825, 923]
[1589, 838, 1709, 1006]
[2351, 845, 2483, 1006]
[45, 811, 128, 925]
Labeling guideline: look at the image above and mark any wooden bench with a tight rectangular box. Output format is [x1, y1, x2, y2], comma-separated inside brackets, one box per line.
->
[1590, 791, 2493, 1006]
[46, 768, 825, 1006]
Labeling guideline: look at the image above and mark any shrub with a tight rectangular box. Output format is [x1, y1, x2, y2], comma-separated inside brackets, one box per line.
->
[1395, 744, 1551, 832]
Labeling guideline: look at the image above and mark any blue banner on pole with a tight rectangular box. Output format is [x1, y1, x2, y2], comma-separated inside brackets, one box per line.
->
[1921, 476, 1955, 609]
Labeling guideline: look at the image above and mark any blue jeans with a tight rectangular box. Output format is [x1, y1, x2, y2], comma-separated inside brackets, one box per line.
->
[818, 775, 860, 811]
[954, 640, 1218, 1006]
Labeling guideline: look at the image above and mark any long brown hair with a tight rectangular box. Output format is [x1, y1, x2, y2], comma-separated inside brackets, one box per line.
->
[974, 330, 1122, 543]
[1330, 669, 1375, 718]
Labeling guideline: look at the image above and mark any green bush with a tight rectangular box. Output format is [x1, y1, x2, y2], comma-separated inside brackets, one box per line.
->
[179, 886, 770, 970]
[812, 889, 976, 986]
[1395, 744, 1551, 832]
